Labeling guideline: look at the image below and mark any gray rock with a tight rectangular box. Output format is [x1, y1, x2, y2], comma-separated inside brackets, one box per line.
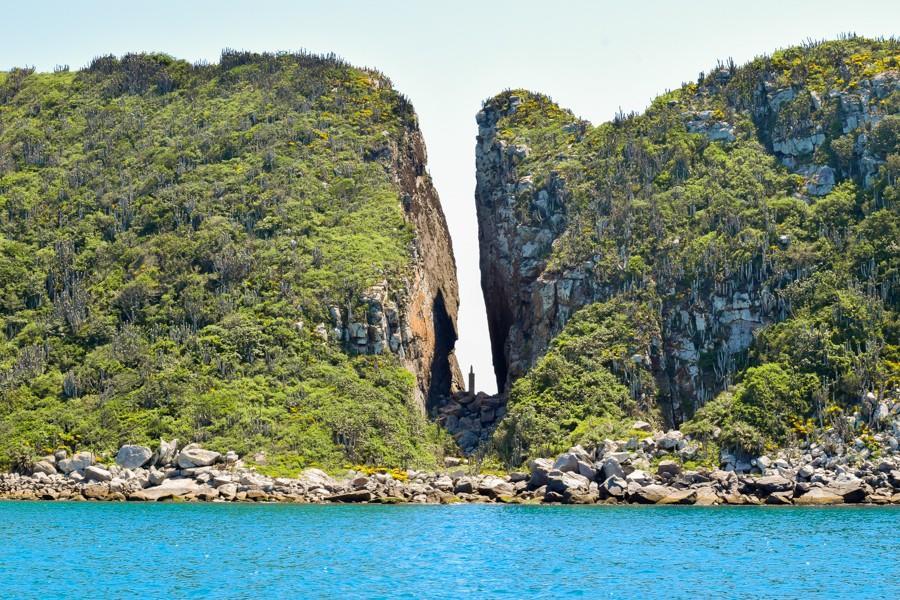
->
[599, 475, 627, 498]
[32, 460, 57, 476]
[750, 475, 793, 494]
[576, 460, 597, 481]
[602, 457, 625, 480]
[129, 478, 200, 501]
[116, 445, 153, 469]
[477, 475, 514, 499]
[83, 465, 113, 482]
[657, 431, 684, 451]
[175, 445, 221, 469]
[546, 471, 590, 495]
[58, 451, 94, 474]
[553, 452, 580, 473]
[528, 458, 553, 489]
[632, 420, 652, 432]
[156, 439, 178, 467]
[218, 483, 238, 500]
[328, 490, 372, 503]
[656, 460, 682, 478]
[797, 464, 815, 479]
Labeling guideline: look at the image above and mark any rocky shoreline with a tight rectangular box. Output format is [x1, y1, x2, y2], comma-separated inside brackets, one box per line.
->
[3, 424, 900, 506]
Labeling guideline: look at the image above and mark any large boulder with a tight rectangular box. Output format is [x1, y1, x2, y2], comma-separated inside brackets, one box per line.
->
[599, 475, 627, 499]
[749, 475, 793, 495]
[32, 460, 57, 476]
[128, 478, 200, 501]
[116, 445, 153, 469]
[546, 471, 591, 496]
[328, 490, 372, 503]
[657, 488, 697, 505]
[175, 445, 221, 469]
[657, 430, 684, 451]
[553, 453, 580, 473]
[629, 484, 674, 504]
[477, 475, 514, 499]
[156, 439, 178, 467]
[656, 460, 682, 478]
[58, 452, 94, 474]
[828, 478, 868, 503]
[528, 458, 553, 489]
[794, 487, 844, 506]
[601, 457, 625, 480]
[83, 465, 113, 482]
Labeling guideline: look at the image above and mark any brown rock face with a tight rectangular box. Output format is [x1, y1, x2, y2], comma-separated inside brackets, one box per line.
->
[392, 124, 463, 410]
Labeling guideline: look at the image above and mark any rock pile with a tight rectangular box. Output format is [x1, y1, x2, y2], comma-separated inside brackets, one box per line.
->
[435, 391, 505, 454]
[3, 424, 900, 505]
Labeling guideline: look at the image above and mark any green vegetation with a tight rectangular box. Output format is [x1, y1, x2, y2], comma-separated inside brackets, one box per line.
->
[0, 51, 445, 470]
[493, 297, 660, 462]
[488, 37, 899, 463]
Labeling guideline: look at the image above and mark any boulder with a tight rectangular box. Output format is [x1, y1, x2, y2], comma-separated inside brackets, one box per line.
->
[328, 490, 372, 503]
[657, 488, 697, 505]
[218, 483, 238, 501]
[299, 468, 334, 489]
[553, 453, 579, 473]
[693, 487, 719, 506]
[58, 452, 93, 474]
[630, 484, 674, 504]
[632, 420, 652, 432]
[128, 478, 200, 501]
[156, 439, 178, 467]
[82, 483, 109, 500]
[477, 476, 514, 499]
[453, 477, 475, 494]
[576, 460, 597, 481]
[749, 475, 793, 495]
[116, 445, 153, 469]
[765, 491, 793, 505]
[601, 457, 625, 480]
[546, 471, 590, 496]
[528, 458, 553, 489]
[656, 460, 682, 478]
[828, 478, 868, 503]
[797, 464, 815, 479]
[794, 487, 843, 506]
[599, 475, 627, 499]
[83, 465, 113, 482]
[657, 431, 684, 451]
[32, 460, 57, 476]
[175, 445, 221, 469]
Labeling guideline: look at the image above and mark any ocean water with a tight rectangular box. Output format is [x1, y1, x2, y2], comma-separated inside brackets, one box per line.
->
[0, 502, 897, 599]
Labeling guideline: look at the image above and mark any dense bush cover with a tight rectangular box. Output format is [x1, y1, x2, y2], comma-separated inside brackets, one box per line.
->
[488, 37, 899, 462]
[0, 51, 447, 470]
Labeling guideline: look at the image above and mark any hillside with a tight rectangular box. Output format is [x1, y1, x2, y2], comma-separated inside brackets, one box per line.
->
[0, 50, 462, 471]
[475, 36, 900, 465]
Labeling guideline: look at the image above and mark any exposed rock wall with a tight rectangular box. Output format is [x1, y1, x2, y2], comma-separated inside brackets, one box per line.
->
[325, 123, 463, 411]
[475, 65, 898, 424]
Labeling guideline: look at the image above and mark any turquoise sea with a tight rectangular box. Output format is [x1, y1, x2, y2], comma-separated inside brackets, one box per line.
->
[0, 502, 897, 598]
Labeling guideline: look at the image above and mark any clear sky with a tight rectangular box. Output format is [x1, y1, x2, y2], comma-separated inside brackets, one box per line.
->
[3, 0, 897, 393]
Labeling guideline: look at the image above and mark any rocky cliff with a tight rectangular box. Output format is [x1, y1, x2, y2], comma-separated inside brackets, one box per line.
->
[476, 37, 899, 462]
[0, 50, 460, 469]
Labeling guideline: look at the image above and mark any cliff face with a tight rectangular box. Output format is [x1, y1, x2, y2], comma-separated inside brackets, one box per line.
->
[0, 50, 459, 468]
[476, 38, 899, 460]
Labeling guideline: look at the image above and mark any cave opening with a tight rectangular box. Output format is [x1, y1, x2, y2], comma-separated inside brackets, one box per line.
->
[426, 290, 457, 414]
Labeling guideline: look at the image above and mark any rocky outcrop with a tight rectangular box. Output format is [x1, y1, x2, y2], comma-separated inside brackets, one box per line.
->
[321, 124, 463, 411]
[475, 53, 899, 425]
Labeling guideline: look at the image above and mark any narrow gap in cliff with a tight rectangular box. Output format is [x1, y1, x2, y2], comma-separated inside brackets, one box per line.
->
[426, 291, 456, 414]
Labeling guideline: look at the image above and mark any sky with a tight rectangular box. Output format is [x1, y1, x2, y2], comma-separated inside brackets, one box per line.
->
[2, 0, 897, 393]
